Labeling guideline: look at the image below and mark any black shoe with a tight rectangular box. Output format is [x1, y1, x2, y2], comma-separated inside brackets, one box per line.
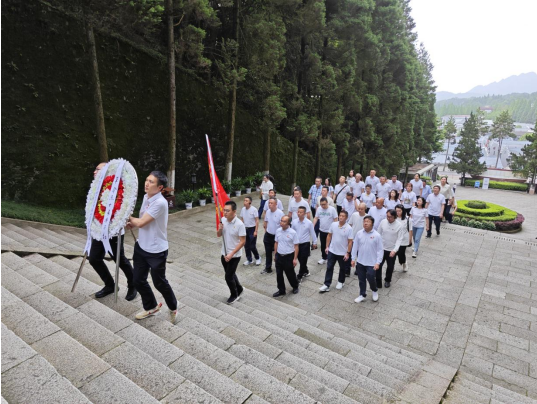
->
[227, 295, 240, 305]
[303, 272, 310, 278]
[436, 232, 440, 236]
[384, 281, 391, 288]
[261, 268, 273, 274]
[293, 288, 299, 294]
[237, 288, 244, 297]
[125, 287, 137, 301]
[297, 276, 303, 283]
[95, 286, 115, 298]
[273, 291, 286, 297]
[425, 235, 431, 239]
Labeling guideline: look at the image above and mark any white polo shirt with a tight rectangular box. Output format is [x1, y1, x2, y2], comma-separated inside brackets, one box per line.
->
[138, 193, 168, 253]
[348, 212, 365, 236]
[288, 198, 311, 222]
[275, 227, 299, 255]
[333, 184, 349, 206]
[411, 206, 428, 228]
[221, 216, 246, 258]
[388, 180, 403, 193]
[410, 179, 423, 195]
[260, 180, 273, 200]
[376, 183, 391, 200]
[365, 176, 380, 193]
[316, 195, 335, 208]
[351, 228, 384, 266]
[292, 218, 317, 244]
[401, 191, 417, 209]
[361, 192, 376, 209]
[328, 222, 353, 256]
[341, 198, 357, 220]
[263, 198, 284, 212]
[426, 193, 445, 216]
[369, 206, 387, 231]
[264, 208, 284, 235]
[240, 206, 258, 228]
[377, 219, 403, 252]
[352, 181, 365, 198]
[315, 206, 338, 233]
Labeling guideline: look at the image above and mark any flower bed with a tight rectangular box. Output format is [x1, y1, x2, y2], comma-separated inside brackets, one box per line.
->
[452, 199, 524, 232]
[464, 179, 527, 192]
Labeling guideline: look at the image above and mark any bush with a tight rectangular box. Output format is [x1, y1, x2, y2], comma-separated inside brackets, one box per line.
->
[231, 178, 244, 192]
[452, 216, 461, 225]
[455, 200, 517, 221]
[244, 176, 256, 188]
[467, 200, 487, 209]
[253, 172, 264, 187]
[494, 213, 525, 232]
[197, 186, 212, 199]
[464, 179, 527, 191]
[222, 180, 232, 193]
[179, 189, 197, 203]
[460, 218, 469, 227]
[482, 222, 496, 231]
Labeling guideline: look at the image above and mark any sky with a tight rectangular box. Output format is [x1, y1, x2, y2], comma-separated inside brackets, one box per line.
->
[410, 0, 537, 93]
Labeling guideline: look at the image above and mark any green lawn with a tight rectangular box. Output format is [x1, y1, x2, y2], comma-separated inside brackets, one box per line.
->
[1, 200, 86, 227]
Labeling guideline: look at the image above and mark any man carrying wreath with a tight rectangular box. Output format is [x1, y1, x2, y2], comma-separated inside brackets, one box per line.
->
[128, 171, 178, 323]
[89, 162, 137, 301]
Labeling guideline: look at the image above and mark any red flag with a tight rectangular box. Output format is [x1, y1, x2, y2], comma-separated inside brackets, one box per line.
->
[206, 135, 230, 229]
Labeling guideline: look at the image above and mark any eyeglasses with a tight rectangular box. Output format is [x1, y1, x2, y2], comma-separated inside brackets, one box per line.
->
[223, 209, 232, 212]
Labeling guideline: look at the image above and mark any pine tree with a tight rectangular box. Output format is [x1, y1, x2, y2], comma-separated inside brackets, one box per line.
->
[448, 112, 486, 184]
[509, 120, 537, 185]
[490, 110, 516, 168]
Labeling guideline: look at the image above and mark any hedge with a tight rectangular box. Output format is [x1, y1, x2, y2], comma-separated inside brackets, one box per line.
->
[455, 200, 517, 220]
[464, 179, 527, 192]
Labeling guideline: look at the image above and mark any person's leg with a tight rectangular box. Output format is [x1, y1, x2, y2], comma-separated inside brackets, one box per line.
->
[132, 244, 158, 310]
[434, 215, 441, 235]
[397, 246, 407, 265]
[366, 265, 378, 292]
[314, 218, 320, 238]
[88, 239, 115, 288]
[297, 243, 309, 278]
[356, 263, 367, 297]
[427, 216, 433, 237]
[244, 228, 253, 262]
[148, 250, 177, 311]
[377, 251, 388, 287]
[384, 254, 396, 283]
[283, 255, 299, 289]
[413, 226, 423, 252]
[258, 199, 266, 218]
[251, 229, 260, 260]
[324, 252, 336, 287]
[337, 255, 348, 283]
[337, 205, 342, 215]
[320, 232, 328, 260]
[444, 200, 451, 222]
[263, 233, 274, 271]
[110, 235, 134, 288]
[275, 254, 286, 293]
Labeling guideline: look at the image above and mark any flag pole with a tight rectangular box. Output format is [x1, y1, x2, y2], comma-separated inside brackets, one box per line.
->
[216, 192, 227, 254]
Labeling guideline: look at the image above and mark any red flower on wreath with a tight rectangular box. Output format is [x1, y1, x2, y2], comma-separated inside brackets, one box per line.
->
[94, 175, 124, 223]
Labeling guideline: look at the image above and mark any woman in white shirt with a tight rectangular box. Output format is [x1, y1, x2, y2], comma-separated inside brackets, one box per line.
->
[324, 178, 334, 199]
[258, 175, 273, 218]
[400, 183, 417, 215]
[410, 196, 428, 258]
[334, 176, 349, 215]
[360, 184, 376, 213]
[395, 204, 413, 272]
[385, 190, 399, 210]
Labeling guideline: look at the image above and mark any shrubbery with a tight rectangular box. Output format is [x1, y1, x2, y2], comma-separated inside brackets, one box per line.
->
[452, 199, 524, 232]
[464, 179, 527, 191]
[466, 200, 487, 209]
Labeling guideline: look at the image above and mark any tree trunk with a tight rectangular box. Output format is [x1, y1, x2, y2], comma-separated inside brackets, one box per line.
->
[224, 0, 240, 181]
[84, 17, 108, 162]
[166, 0, 176, 194]
[291, 136, 299, 191]
[316, 123, 322, 176]
[336, 152, 342, 180]
[494, 138, 502, 168]
[443, 138, 450, 171]
[263, 127, 271, 173]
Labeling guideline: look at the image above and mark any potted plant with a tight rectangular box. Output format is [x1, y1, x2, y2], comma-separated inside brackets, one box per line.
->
[197, 187, 211, 207]
[253, 172, 264, 191]
[180, 189, 197, 210]
[244, 176, 255, 194]
[222, 180, 232, 198]
[232, 178, 243, 196]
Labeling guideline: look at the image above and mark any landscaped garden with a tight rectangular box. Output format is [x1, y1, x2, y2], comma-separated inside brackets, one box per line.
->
[452, 200, 525, 232]
[463, 179, 528, 192]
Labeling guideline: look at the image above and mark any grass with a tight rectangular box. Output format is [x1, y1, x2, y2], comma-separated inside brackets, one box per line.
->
[454, 200, 517, 222]
[1, 199, 86, 228]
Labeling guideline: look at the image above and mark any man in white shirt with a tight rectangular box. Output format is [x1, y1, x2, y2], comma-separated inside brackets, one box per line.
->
[312, 197, 338, 265]
[341, 191, 359, 221]
[369, 198, 387, 231]
[388, 175, 403, 193]
[425, 185, 445, 238]
[410, 173, 423, 197]
[288, 187, 311, 222]
[365, 170, 380, 195]
[376, 176, 391, 200]
[262, 189, 284, 219]
[240, 196, 261, 266]
[351, 216, 383, 302]
[217, 200, 246, 304]
[352, 173, 365, 200]
[128, 171, 178, 322]
[262, 197, 284, 274]
[315, 186, 335, 209]
[319, 211, 354, 293]
[333, 176, 349, 215]
[292, 207, 317, 281]
[273, 215, 300, 297]
[349, 202, 367, 236]
[307, 177, 323, 219]
[377, 210, 404, 288]
[258, 175, 274, 217]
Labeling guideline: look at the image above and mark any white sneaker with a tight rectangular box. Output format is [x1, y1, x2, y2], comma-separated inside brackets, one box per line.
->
[135, 303, 162, 320]
[403, 263, 408, 272]
[336, 282, 344, 290]
[243, 260, 252, 266]
[354, 295, 365, 303]
[372, 291, 379, 302]
[255, 258, 262, 266]
[319, 285, 330, 293]
[412, 251, 417, 258]
[170, 309, 179, 324]
[318, 259, 327, 265]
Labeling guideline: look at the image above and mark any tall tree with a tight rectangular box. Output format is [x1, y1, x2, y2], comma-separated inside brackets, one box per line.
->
[166, 0, 176, 193]
[490, 110, 515, 168]
[448, 112, 486, 184]
[509, 121, 537, 185]
[443, 116, 456, 170]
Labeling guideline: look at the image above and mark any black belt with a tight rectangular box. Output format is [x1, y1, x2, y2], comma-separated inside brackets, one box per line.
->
[277, 252, 294, 257]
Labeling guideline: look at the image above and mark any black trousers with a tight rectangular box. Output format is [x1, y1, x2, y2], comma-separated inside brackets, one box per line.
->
[324, 252, 348, 287]
[263, 232, 276, 270]
[444, 199, 452, 223]
[356, 263, 378, 297]
[275, 253, 299, 293]
[244, 227, 260, 262]
[319, 231, 329, 260]
[379, 250, 396, 283]
[89, 236, 134, 288]
[427, 215, 441, 236]
[337, 205, 342, 215]
[133, 243, 177, 311]
[221, 256, 242, 298]
[397, 245, 407, 265]
[297, 242, 310, 278]
[311, 206, 317, 219]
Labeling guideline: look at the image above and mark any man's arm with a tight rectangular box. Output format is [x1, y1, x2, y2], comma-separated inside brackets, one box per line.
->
[325, 233, 332, 254]
[274, 241, 279, 255]
[344, 237, 352, 261]
[254, 216, 259, 236]
[391, 225, 403, 256]
[129, 213, 155, 229]
[375, 237, 383, 270]
[224, 235, 246, 261]
[309, 222, 318, 246]
[351, 233, 359, 265]
[263, 216, 268, 231]
[293, 244, 299, 267]
[440, 202, 445, 219]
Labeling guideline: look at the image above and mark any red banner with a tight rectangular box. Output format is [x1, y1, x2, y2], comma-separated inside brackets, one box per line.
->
[206, 135, 230, 229]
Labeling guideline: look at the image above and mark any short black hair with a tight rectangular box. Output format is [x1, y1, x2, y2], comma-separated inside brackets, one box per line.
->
[320, 197, 328, 203]
[365, 184, 372, 189]
[225, 200, 237, 211]
[322, 186, 329, 191]
[150, 171, 168, 189]
[282, 215, 291, 224]
[315, 176, 322, 181]
[298, 206, 307, 212]
[386, 209, 397, 219]
[394, 203, 406, 220]
[269, 189, 276, 194]
[346, 191, 354, 196]
[244, 196, 252, 203]
[363, 215, 374, 225]
[339, 210, 348, 218]
[414, 173, 421, 178]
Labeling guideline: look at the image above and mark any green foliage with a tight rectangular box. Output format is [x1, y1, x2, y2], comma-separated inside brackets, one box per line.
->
[231, 177, 243, 192]
[452, 216, 461, 225]
[490, 110, 516, 168]
[243, 176, 255, 188]
[222, 180, 232, 193]
[253, 172, 264, 187]
[482, 221, 496, 231]
[455, 200, 517, 222]
[1, 200, 86, 227]
[509, 121, 537, 184]
[463, 179, 527, 191]
[466, 200, 487, 209]
[448, 112, 487, 179]
[196, 186, 212, 199]
[179, 189, 197, 202]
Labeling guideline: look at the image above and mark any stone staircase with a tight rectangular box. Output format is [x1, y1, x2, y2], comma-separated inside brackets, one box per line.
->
[0, 219, 459, 404]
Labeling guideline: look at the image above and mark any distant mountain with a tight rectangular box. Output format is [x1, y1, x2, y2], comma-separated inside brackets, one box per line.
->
[436, 72, 537, 102]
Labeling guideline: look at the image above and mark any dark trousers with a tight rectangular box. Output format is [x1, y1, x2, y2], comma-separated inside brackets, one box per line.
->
[427, 215, 441, 236]
[133, 243, 177, 311]
[314, 219, 320, 237]
[89, 236, 134, 288]
[263, 232, 276, 270]
[324, 252, 348, 287]
[365, 207, 370, 214]
[379, 250, 396, 283]
[244, 227, 260, 262]
[404, 207, 412, 216]
[258, 199, 266, 218]
[444, 200, 452, 223]
[337, 205, 342, 215]
[221, 256, 242, 298]
[355, 263, 378, 297]
[297, 243, 310, 278]
[275, 253, 299, 293]
[397, 245, 407, 265]
[311, 206, 317, 219]
[319, 231, 329, 260]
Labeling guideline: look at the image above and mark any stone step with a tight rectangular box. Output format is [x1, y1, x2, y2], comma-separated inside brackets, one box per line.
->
[455, 372, 537, 404]
[1, 227, 43, 248]
[22, 225, 83, 251]
[2, 223, 63, 249]
[36, 226, 88, 249]
[1, 234, 25, 248]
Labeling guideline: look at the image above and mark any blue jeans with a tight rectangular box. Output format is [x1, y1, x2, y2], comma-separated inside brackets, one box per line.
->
[244, 227, 259, 262]
[324, 252, 349, 287]
[355, 263, 378, 297]
[413, 226, 424, 252]
[258, 199, 266, 218]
